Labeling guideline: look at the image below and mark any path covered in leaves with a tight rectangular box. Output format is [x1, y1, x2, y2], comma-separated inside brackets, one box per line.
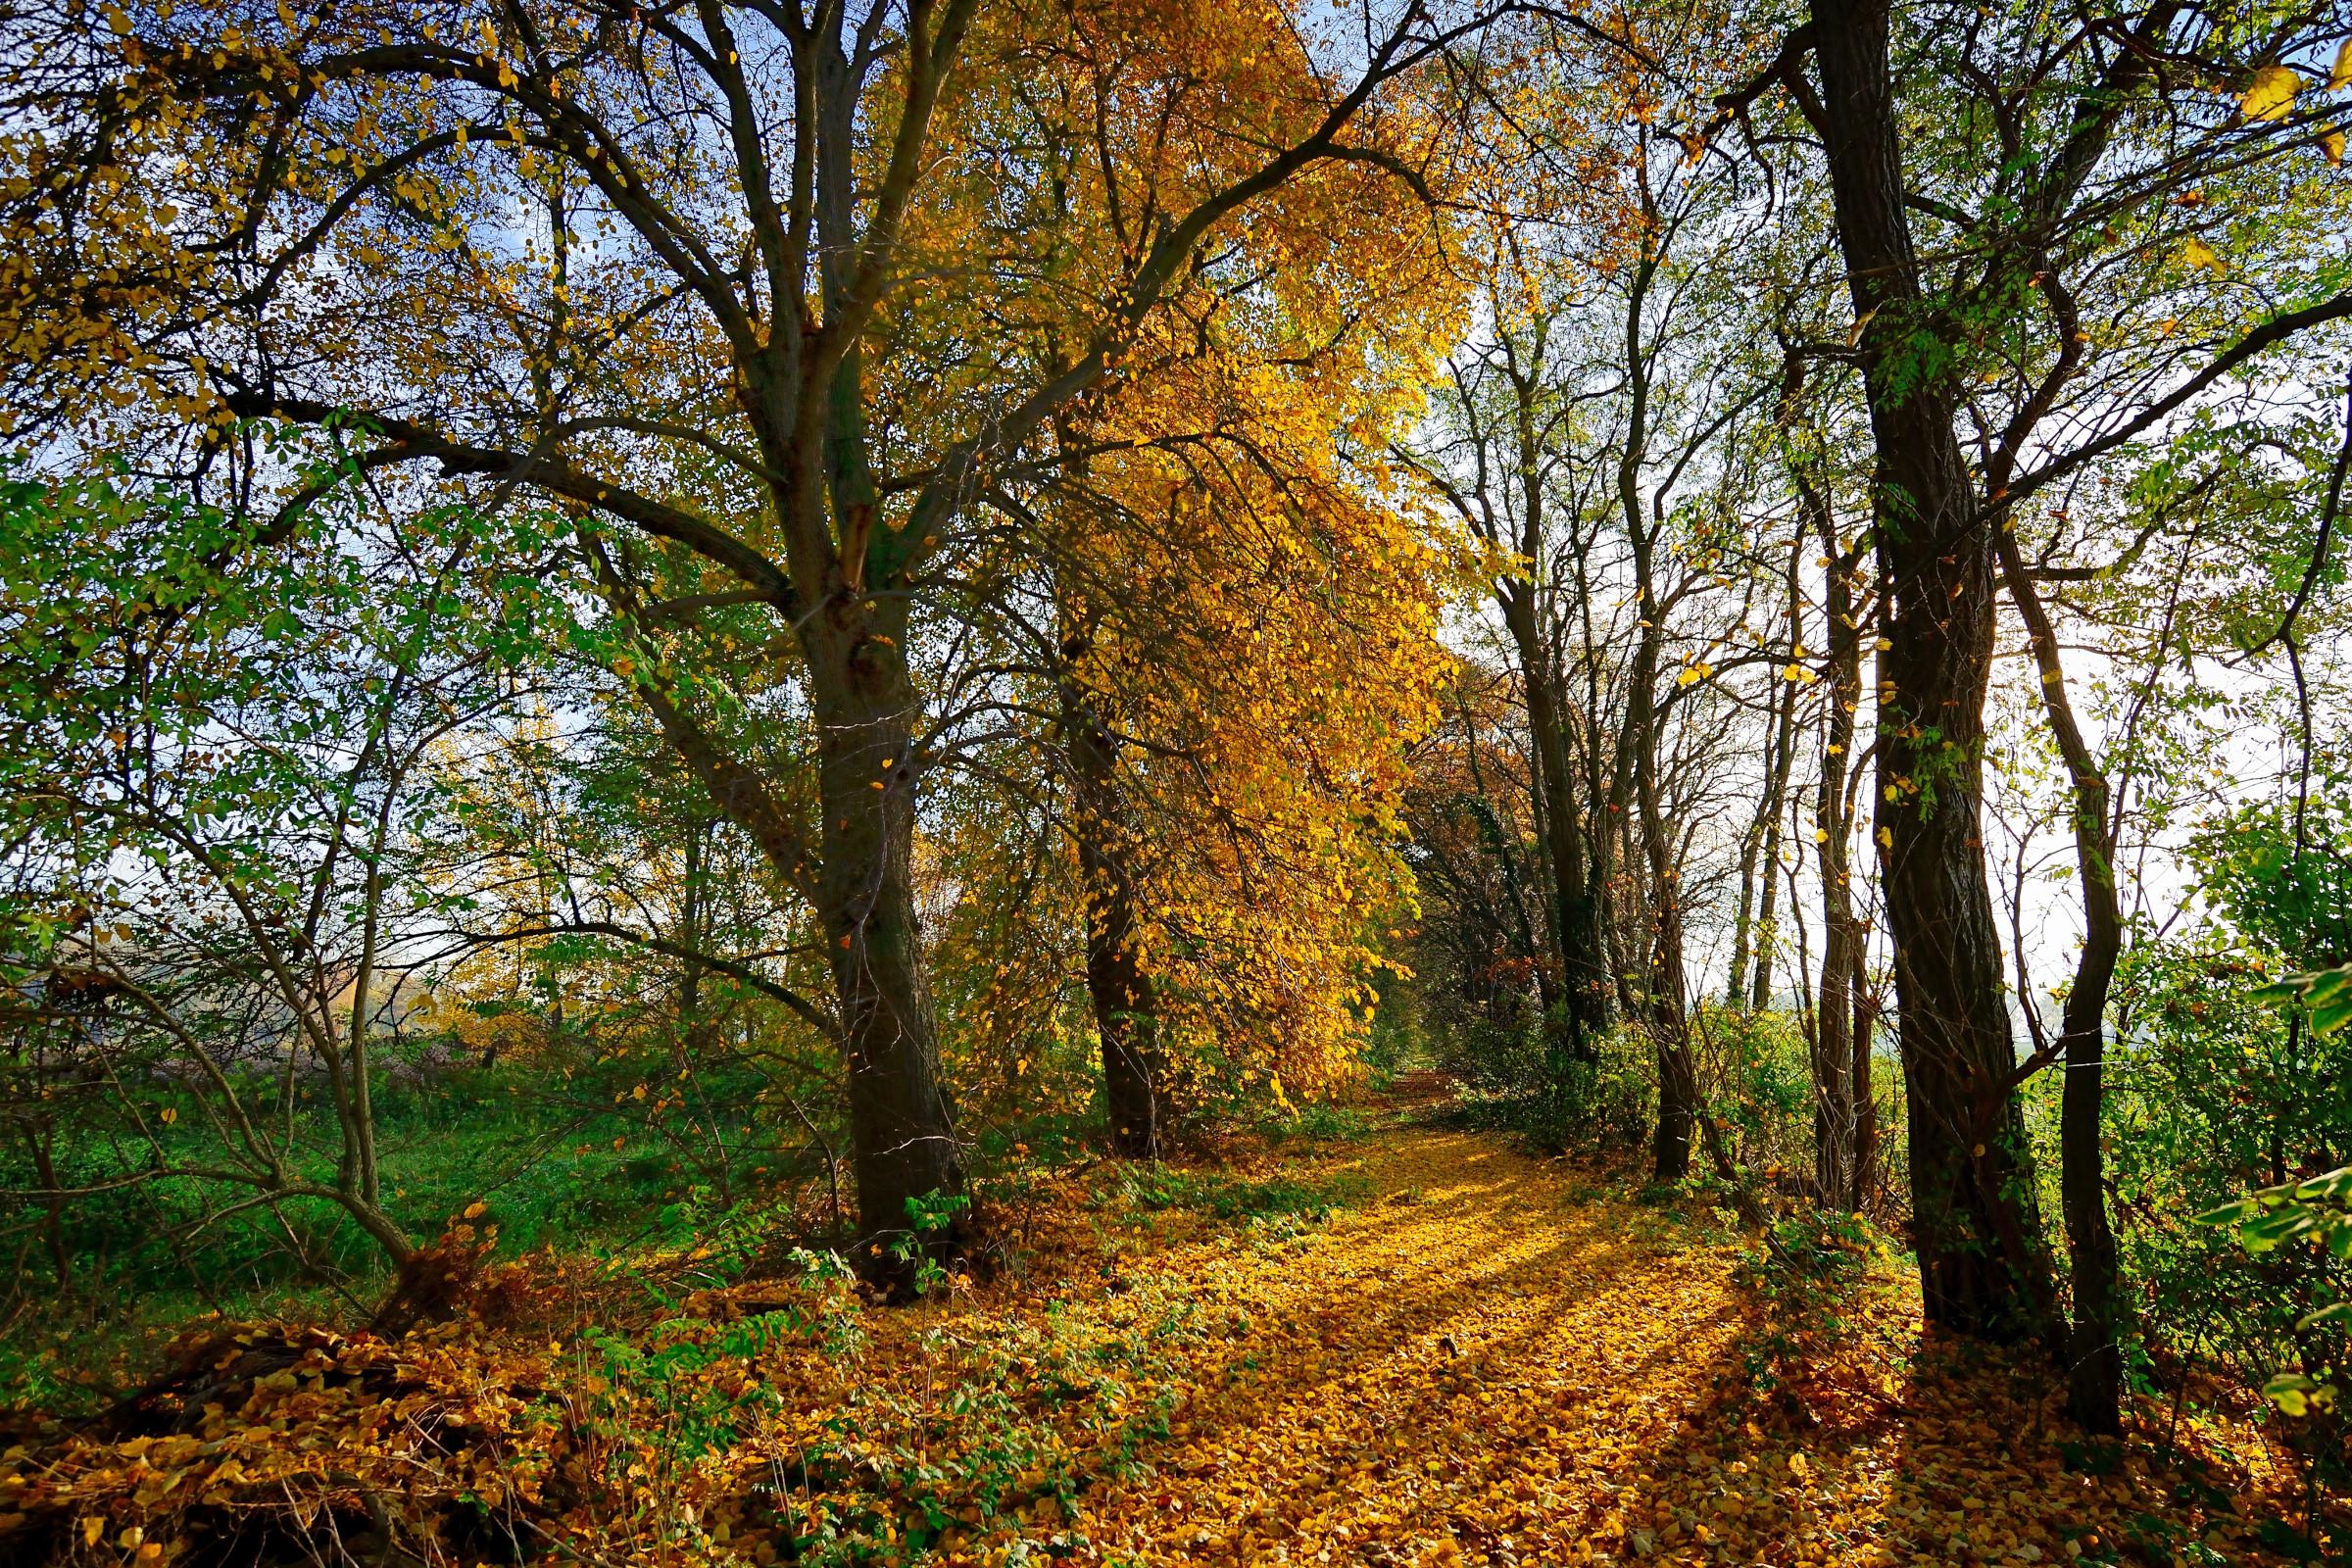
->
[0, 1117, 2314, 1567]
[1017, 1124, 2295, 1568]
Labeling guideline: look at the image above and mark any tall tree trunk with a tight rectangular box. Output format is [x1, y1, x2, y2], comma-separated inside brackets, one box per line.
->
[1852, 978, 1879, 1200]
[1996, 530, 2125, 1433]
[1625, 571, 1693, 1181]
[1809, 0, 2052, 1338]
[1624, 515, 1695, 1181]
[1640, 776, 1697, 1182]
[1730, 597, 1800, 1010]
[25, 1122, 71, 1298]
[1749, 539, 1805, 1010]
[1807, 470, 1867, 1209]
[677, 817, 707, 1075]
[1612, 238, 1699, 1182]
[1081, 862, 1162, 1160]
[1571, 555, 1636, 1029]
[1727, 801, 1762, 1008]
[1502, 590, 1608, 1055]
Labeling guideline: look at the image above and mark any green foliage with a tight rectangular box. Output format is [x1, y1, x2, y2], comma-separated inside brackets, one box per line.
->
[1259, 1102, 1374, 1146]
[2195, 957, 2352, 1421]
[1444, 1017, 1655, 1154]
[790, 1290, 1201, 1563]
[890, 1190, 974, 1297]
[1105, 1165, 1368, 1226]
[581, 1250, 859, 1474]
[0, 1055, 806, 1409]
[2258, 963, 2352, 1042]
[2109, 934, 2352, 1403]
[1734, 1208, 1886, 1396]
[1693, 1005, 1818, 1176]
[2199, 800, 2352, 971]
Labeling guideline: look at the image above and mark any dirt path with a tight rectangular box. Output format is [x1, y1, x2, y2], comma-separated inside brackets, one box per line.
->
[1065, 1126, 1746, 1565]
[1039, 1124, 2296, 1568]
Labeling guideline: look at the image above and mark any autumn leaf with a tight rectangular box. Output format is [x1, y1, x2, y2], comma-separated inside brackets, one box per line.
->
[2241, 65, 2302, 122]
[2180, 236, 2227, 276]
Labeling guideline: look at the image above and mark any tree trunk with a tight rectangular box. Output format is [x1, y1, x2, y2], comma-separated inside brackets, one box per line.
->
[677, 817, 707, 1074]
[1502, 589, 1608, 1055]
[810, 612, 963, 1254]
[1730, 623, 1800, 1008]
[1809, 0, 2052, 1338]
[1635, 676, 1695, 1182]
[1083, 862, 1163, 1161]
[1852, 979, 1879, 1200]
[25, 1122, 72, 1298]
[1749, 538, 1805, 1010]
[1808, 473, 1866, 1209]
[1060, 662, 1166, 1160]
[1996, 529, 2125, 1433]
[1599, 233, 1700, 1182]
[1727, 804, 1762, 1008]
[1628, 532, 1695, 1184]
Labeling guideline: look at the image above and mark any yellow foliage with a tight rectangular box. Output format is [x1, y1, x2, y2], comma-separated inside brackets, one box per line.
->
[2241, 65, 2302, 122]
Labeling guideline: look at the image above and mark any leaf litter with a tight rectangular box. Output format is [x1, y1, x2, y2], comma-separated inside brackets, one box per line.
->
[0, 1124, 2324, 1566]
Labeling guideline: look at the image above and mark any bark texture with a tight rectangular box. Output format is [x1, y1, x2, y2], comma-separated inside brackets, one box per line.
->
[1808, 0, 2050, 1336]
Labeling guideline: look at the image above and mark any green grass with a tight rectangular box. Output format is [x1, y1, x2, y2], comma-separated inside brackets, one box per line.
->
[0, 1061, 803, 1411]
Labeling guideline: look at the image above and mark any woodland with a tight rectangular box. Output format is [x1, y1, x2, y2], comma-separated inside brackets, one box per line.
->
[1, 0, 2351, 1564]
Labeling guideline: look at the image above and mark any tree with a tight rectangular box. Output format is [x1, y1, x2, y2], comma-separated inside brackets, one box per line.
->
[0, 463, 536, 1270]
[1716, 0, 2352, 1406]
[0, 0, 1499, 1259]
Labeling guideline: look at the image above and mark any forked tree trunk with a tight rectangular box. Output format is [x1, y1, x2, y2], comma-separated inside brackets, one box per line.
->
[1727, 806, 1762, 1007]
[1630, 576, 1696, 1184]
[1806, 471, 1868, 1209]
[1809, 0, 2052, 1338]
[1729, 624, 1799, 1008]
[1632, 656, 1695, 1182]
[1749, 538, 1805, 1010]
[1083, 864, 1163, 1160]
[1606, 239, 1700, 1182]
[1851, 980, 1879, 1200]
[1503, 590, 1609, 1056]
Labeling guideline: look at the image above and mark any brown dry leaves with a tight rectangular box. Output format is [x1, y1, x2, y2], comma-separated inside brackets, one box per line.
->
[0, 1125, 2324, 1566]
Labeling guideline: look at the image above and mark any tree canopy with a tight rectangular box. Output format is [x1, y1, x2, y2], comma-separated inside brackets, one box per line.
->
[5, 0, 2352, 1560]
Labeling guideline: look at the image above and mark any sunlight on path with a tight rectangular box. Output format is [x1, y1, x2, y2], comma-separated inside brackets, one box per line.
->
[1042, 1126, 2292, 1568]
[1068, 1129, 1751, 1566]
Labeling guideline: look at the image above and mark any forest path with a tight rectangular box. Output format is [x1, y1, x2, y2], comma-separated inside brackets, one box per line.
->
[0, 1115, 2300, 1566]
[1038, 1120, 2284, 1568]
[1066, 1123, 1755, 1565]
